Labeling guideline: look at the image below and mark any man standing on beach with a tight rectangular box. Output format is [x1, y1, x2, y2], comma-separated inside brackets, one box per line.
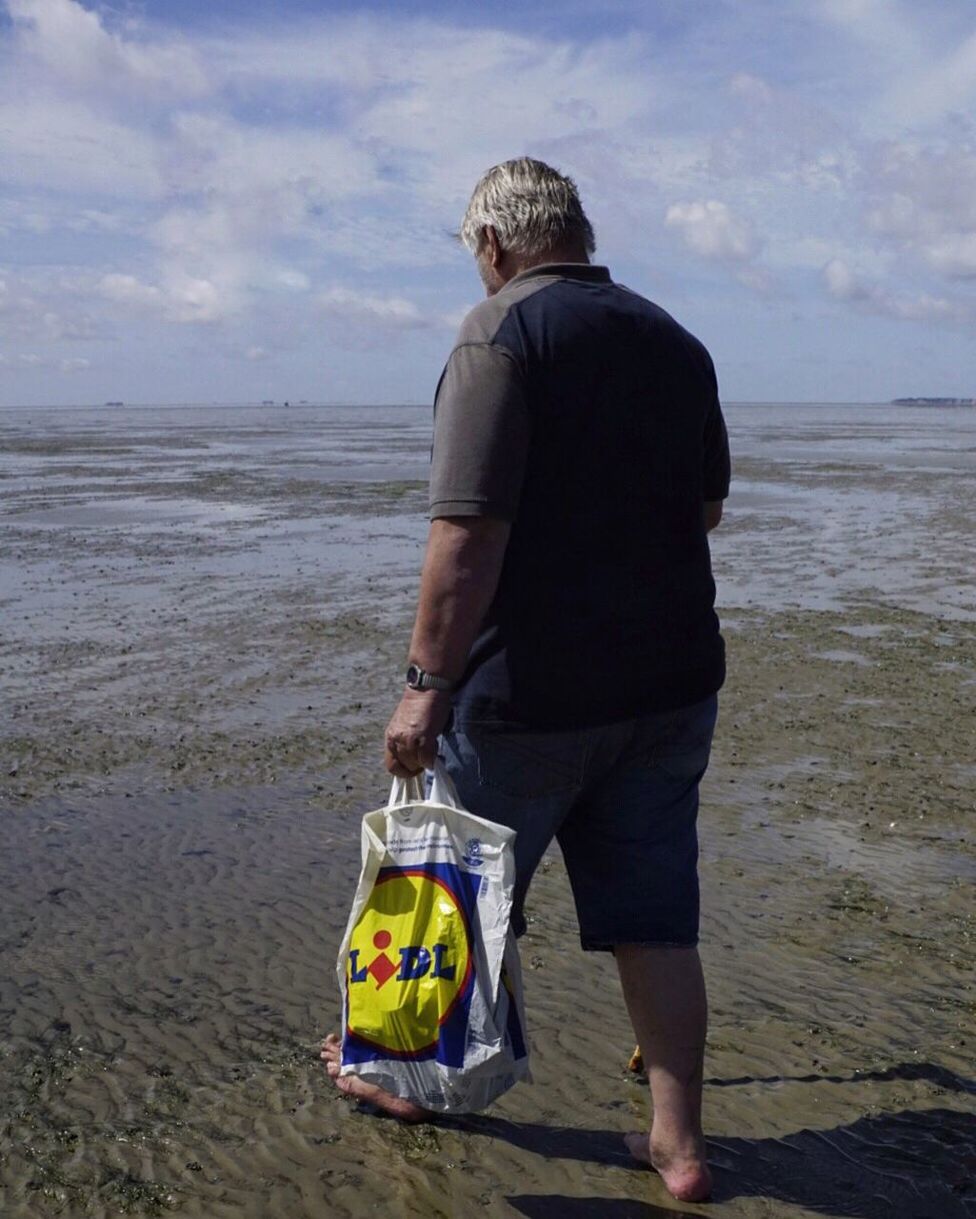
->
[322, 158, 729, 1204]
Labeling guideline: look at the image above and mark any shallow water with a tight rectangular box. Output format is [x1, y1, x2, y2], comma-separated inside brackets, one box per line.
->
[3, 401, 974, 632]
[718, 404, 976, 620]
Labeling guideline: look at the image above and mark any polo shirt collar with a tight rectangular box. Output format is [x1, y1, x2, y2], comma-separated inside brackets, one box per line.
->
[503, 263, 612, 290]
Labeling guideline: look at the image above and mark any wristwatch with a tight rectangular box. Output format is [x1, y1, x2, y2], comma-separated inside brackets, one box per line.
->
[405, 663, 454, 692]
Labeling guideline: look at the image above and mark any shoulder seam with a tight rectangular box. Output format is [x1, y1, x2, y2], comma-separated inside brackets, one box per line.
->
[470, 277, 556, 344]
[447, 340, 523, 369]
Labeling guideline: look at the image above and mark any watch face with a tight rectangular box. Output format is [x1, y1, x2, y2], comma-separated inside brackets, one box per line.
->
[406, 664, 421, 688]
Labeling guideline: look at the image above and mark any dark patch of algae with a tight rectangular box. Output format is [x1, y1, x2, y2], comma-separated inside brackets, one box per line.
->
[1, 1022, 320, 1214]
[2, 1031, 179, 1215]
[388, 1120, 441, 1165]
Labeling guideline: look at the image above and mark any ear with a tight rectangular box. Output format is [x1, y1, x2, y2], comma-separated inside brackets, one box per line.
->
[484, 225, 504, 267]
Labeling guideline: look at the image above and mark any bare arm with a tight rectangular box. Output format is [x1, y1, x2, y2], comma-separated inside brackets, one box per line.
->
[704, 500, 723, 532]
[385, 516, 510, 777]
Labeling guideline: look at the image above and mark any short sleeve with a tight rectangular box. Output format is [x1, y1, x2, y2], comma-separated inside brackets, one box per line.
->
[429, 342, 531, 521]
[701, 355, 730, 501]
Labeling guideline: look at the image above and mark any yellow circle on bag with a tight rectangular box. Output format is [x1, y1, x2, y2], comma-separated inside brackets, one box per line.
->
[346, 869, 472, 1056]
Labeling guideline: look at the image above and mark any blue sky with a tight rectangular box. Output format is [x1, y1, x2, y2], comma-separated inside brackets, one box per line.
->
[2, 0, 975, 405]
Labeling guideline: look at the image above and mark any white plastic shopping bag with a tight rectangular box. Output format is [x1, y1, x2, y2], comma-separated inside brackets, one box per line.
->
[336, 763, 530, 1113]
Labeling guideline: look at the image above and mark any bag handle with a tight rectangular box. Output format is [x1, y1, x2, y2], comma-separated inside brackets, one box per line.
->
[386, 759, 462, 810]
[428, 759, 462, 809]
[388, 772, 425, 807]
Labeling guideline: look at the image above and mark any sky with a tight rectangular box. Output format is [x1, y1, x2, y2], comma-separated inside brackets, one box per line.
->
[1, 0, 976, 406]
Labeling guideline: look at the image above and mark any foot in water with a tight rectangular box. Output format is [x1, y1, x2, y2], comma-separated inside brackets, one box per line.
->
[623, 1130, 713, 1203]
[320, 1035, 433, 1123]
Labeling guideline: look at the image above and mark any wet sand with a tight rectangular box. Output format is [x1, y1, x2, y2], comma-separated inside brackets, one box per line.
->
[1, 404, 974, 1217]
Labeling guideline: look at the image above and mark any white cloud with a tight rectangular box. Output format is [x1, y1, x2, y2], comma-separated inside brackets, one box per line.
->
[768, 234, 888, 276]
[162, 274, 222, 324]
[98, 273, 162, 308]
[1, 0, 974, 402]
[349, 27, 649, 175]
[71, 208, 126, 233]
[43, 310, 103, 340]
[823, 257, 963, 323]
[142, 113, 385, 322]
[883, 30, 976, 128]
[818, 0, 914, 49]
[863, 136, 976, 281]
[162, 112, 378, 205]
[709, 70, 854, 196]
[318, 287, 430, 329]
[97, 270, 222, 323]
[0, 199, 132, 237]
[0, 351, 90, 371]
[665, 200, 760, 262]
[824, 258, 870, 301]
[0, 272, 48, 336]
[729, 72, 774, 105]
[890, 293, 959, 322]
[734, 265, 776, 295]
[0, 98, 162, 198]
[7, 0, 209, 104]
[440, 304, 475, 333]
[274, 270, 311, 292]
[185, 15, 657, 234]
[925, 233, 976, 280]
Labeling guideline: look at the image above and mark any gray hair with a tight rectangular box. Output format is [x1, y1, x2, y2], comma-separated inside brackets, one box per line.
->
[458, 157, 596, 258]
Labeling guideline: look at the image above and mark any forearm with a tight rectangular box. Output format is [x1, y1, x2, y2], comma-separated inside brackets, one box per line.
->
[407, 516, 511, 679]
[384, 517, 510, 776]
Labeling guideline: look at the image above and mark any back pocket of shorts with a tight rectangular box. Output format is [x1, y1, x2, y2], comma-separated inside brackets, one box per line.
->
[468, 730, 582, 799]
[648, 701, 716, 782]
[655, 738, 713, 782]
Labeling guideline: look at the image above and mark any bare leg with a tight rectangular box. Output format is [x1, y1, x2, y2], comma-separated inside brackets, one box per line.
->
[615, 945, 712, 1203]
[319, 1034, 432, 1123]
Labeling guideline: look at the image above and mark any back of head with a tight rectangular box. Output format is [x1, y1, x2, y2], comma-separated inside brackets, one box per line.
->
[459, 157, 596, 259]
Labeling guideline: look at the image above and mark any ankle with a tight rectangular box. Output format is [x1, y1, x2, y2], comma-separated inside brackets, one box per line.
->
[650, 1119, 705, 1161]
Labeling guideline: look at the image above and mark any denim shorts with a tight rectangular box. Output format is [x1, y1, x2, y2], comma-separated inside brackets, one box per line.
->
[436, 694, 718, 952]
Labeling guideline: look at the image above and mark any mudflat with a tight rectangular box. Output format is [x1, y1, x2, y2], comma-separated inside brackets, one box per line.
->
[1, 403, 974, 1218]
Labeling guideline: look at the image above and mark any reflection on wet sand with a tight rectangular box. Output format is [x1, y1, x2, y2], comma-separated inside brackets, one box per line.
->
[1, 403, 974, 1217]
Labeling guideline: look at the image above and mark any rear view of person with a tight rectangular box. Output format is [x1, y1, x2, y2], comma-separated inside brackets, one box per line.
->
[324, 157, 730, 1204]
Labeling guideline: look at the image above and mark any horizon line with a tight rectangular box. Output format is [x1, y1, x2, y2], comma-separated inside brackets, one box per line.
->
[0, 398, 942, 411]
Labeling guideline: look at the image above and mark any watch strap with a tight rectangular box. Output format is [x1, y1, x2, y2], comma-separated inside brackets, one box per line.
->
[406, 664, 454, 692]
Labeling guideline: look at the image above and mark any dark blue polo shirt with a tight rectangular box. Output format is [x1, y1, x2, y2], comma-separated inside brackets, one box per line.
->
[429, 263, 730, 729]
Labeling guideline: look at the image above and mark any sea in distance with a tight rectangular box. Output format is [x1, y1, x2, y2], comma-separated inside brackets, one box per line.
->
[0, 401, 974, 1218]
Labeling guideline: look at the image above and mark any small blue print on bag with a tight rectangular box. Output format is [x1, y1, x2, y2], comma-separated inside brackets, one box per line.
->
[462, 838, 484, 868]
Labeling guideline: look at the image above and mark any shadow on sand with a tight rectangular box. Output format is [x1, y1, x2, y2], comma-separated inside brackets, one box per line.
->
[507, 1197, 694, 1218]
[701, 1060, 976, 1096]
[448, 1065, 976, 1219]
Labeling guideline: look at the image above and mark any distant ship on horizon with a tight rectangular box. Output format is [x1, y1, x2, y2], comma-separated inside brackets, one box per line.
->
[891, 397, 975, 406]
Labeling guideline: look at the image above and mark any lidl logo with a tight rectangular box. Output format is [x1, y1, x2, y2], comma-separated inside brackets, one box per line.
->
[343, 864, 478, 1064]
[349, 929, 457, 989]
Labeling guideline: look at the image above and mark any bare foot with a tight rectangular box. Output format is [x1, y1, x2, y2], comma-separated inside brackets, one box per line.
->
[319, 1034, 433, 1123]
[624, 1130, 713, 1203]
